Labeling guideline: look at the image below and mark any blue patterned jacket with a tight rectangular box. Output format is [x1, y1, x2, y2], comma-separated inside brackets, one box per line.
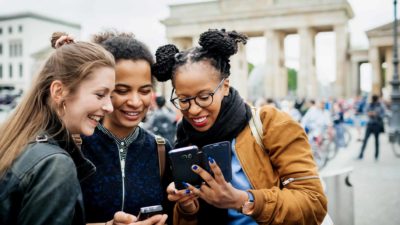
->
[80, 126, 173, 222]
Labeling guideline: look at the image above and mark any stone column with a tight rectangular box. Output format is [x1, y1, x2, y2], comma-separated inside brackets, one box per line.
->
[264, 30, 287, 99]
[298, 27, 317, 98]
[334, 24, 350, 97]
[170, 37, 193, 51]
[230, 44, 248, 99]
[384, 47, 393, 99]
[369, 47, 382, 95]
[350, 61, 361, 95]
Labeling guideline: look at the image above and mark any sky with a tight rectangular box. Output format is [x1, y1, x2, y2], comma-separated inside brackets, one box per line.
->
[0, 0, 395, 89]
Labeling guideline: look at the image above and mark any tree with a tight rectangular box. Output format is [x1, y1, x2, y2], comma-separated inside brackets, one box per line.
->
[287, 67, 297, 91]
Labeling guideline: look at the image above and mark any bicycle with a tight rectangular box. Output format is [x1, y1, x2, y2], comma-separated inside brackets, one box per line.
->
[308, 126, 336, 170]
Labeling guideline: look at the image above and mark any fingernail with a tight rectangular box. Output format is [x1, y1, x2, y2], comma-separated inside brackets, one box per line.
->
[182, 182, 189, 188]
[185, 189, 191, 194]
[208, 157, 215, 164]
[192, 165, 198, 170]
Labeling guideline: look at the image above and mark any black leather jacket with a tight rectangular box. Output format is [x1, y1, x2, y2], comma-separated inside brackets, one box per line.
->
[0, 135, 96, 225]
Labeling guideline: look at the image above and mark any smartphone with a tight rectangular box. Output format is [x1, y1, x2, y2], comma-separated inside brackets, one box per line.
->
[137, 205, 163, 221]
[202, 141, 232, 182]
[168, 145, 203, 190]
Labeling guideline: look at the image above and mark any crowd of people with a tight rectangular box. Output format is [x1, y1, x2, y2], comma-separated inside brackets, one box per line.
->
[0, 27, 390, 225]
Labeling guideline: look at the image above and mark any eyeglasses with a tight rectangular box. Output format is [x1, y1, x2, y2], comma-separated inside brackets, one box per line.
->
[170, 78, 225, 111]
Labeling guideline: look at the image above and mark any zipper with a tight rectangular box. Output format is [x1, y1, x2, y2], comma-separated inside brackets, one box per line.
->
[282, 175, 320, 186]
[118, 143, 126, 211]
[120, 159, 126, 211]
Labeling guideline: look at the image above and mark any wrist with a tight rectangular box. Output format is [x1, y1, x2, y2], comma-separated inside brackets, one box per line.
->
[235, 190, 250, 211]
[178, 201, 197, 214]
[238, 190, 255, 215]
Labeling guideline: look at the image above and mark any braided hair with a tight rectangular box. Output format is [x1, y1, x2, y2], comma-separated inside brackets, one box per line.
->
[152, 29, 247, 83]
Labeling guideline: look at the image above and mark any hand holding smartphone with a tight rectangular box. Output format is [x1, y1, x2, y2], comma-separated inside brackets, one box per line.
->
[137, 205, 163, 221]
[202, 141, 232, 182]
[168, 146, 203, 189]
[168, 141, 232, 190]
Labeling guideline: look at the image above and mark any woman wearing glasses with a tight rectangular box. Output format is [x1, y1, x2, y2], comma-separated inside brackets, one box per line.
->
[153, 29, 327, 225]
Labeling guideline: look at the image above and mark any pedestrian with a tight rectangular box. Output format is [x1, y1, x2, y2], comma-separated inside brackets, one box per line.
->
[152, 29, 327, 225]
[144, 96, 177, 144]
[358, 94, 386, 160]
[79, 31, 170, 225]
[0, 32, 131, 225]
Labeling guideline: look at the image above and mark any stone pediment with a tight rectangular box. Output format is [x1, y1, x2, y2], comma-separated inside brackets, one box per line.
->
[163, 0, 353, 26]
[366, 21, 399, 38]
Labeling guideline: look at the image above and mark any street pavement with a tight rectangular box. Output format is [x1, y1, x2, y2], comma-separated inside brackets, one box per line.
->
[320, 125, 400, 225]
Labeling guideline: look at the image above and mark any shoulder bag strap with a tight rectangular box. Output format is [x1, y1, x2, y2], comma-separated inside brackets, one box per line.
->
[249, 107, 266, 150]
[155, 135, 166, 179]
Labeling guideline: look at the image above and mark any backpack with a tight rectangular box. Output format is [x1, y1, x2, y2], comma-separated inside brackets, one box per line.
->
[151, 111, 176, 144]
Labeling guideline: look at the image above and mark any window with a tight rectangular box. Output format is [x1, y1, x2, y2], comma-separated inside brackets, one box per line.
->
[8, 26, 12, 34]
[0, 64, 2, 79]
[9, 43, 13, 57]
[0, 43, 2, 55]
[9, 40, 23, 57]
[18, 25, 23, 33]
[9, 64, 12, 78]
[0, 28, 2, 35]
[19, 63, 23, 78]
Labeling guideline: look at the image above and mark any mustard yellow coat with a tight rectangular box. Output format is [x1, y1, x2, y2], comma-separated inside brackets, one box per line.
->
[174, 105, 327, 225]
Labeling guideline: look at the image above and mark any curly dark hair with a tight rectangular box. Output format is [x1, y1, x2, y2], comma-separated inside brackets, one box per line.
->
[152, 29, 247, 84]
[92, 30, 155, 83]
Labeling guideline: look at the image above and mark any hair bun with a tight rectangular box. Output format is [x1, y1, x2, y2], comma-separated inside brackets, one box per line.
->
[199, 29, 247, 58]
[50, 32, 69, 49]
[152, 44, 179, 82]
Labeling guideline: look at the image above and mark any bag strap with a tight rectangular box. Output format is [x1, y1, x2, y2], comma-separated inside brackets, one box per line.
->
[155, 135, 166, 179]
[249, 107, 265, 150]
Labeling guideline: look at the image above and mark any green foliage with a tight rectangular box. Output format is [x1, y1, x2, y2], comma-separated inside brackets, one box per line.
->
[287, 67, 297, 91]
[248, 62, 254, 75]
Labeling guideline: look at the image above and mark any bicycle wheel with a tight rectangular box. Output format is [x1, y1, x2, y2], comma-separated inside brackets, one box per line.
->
[343, 127, 352, 147]
[391, 132, 400, 157]
[311, 141, 329, 170]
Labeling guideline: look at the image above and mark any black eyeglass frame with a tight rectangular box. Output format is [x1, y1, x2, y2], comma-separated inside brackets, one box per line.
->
[170, 78, 226, 111]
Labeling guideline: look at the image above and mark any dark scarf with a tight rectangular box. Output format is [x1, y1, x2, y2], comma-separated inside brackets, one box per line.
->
[175, 87, 252, 148]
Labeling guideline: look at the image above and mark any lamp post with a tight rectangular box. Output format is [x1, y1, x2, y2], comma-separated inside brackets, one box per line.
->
[390, 0, 400, 146]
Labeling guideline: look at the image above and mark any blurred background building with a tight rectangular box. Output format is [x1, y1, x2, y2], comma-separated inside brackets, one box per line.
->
[0, 0, 398, 105]
[0, 12, 80, 108]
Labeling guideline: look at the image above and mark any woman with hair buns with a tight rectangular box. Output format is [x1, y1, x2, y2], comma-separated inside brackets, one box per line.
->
[153, 29, 327, 225]
[0, 32, 141, 225]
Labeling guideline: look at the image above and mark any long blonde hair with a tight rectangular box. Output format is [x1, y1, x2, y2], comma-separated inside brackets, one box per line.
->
[0, 32, 115, 176]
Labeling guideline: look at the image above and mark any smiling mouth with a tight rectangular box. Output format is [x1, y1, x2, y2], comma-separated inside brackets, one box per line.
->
[88, 115, 101, 122]
[192, 116, 207, 127]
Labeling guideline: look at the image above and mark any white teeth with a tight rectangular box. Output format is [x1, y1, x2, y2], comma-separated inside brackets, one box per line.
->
[125, 112, 139, 116]
[88, 115, 101, 122]
[193, 117, 206, 123]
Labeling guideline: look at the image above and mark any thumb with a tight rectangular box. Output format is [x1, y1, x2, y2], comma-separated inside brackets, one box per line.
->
[113, 211, 137, 223]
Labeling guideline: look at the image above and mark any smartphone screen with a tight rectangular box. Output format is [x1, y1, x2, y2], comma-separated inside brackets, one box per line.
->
[202, 141, 232, 182]
[137, 205, 163, 221]
[168, 145, 203, 189]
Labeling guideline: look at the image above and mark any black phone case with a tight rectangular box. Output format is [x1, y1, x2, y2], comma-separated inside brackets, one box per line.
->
[202, 141, 232, 182]
[168, 146, 204, 190]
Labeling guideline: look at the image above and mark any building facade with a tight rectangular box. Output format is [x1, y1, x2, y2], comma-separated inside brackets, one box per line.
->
[0, 12, 80, 92]
[161, 0, 354, 99]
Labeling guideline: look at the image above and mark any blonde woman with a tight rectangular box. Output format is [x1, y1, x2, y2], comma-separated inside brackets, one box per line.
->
[0, 33, 147, 225]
